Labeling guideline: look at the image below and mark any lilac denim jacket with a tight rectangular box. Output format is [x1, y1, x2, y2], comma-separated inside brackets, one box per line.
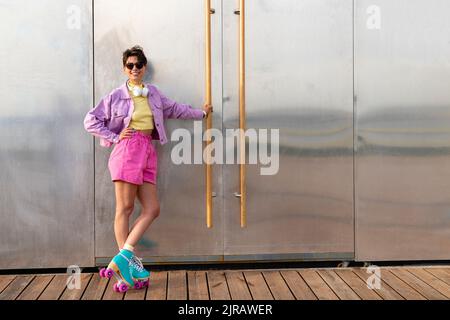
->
[84, 82, 204, 147]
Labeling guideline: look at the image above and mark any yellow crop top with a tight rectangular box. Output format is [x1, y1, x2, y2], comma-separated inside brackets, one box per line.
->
[128, 83, 155, 131]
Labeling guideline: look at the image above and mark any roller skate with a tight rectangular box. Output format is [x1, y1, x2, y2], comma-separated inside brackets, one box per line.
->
[99, 249, 136, 293]
[130, 256, 151, 290]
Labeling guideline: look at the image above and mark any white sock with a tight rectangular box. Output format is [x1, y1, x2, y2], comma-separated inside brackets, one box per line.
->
[122, 243, 135, 252]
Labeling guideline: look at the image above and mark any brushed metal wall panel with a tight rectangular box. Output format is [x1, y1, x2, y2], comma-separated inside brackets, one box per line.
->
[355, 0, 450, 261]
[222, 0, 354, 256]
[0, 0, 94, 269]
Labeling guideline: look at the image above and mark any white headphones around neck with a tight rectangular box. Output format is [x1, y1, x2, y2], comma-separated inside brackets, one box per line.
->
[127, 82, 149, 97]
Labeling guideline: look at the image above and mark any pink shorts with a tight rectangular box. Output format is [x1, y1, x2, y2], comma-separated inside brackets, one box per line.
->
[108, 131, 157, 185]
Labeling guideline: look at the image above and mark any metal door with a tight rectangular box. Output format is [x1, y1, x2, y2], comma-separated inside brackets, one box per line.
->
[355, 0, 450, 261]
[222, 0, 355, 261]
[94, 0, 224, 264]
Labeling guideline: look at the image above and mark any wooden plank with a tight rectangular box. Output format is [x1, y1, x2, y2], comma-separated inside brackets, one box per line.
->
[188, 271, 209, 300]
[298, 270, 338, 300]
[124, 288, 147, 300]
[352, 268, 404, 300]
[438, 267, 450, 275]
[373, 270, 425, 300]
[262, 271, 295, 300]
[146, 271, 167, 300]
[208, 271, 231, 300]
[390, 269, 446, 300]
[225, 272, 252, 300]
[243, 271, 273, 300]
[280, 270, 317, 300]
[317, 270, 360, 300]
[102, 279, 124, 300]
[60, 273, 93, 300]
[0, 276, 16, 294]
[425, 268, 450, 285]
[406, 268, 450, 299]
[124, 283, 147, 300]
[81, 273, 109, 300]
[335, 270, 382, 300]
[17, 275, 54, 300]
[167, 271, 187, 300]
[38, 274, 68, 300]
[0, 276, 35, 300]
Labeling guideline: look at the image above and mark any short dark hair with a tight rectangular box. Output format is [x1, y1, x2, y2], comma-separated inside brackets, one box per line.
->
[122, 45, 148, 66]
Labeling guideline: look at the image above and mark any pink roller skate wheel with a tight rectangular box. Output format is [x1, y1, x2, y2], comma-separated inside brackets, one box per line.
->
[113, 283, 120, 292]
[134, 282, 142, 290]
[105, 269, 114, 278]
[118, 283, 129, 293]
[99, 268, 106, 278]
[143, 280, 149, 287]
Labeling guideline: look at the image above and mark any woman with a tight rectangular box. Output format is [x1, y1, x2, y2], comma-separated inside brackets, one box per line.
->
[84, 46, 212, 293]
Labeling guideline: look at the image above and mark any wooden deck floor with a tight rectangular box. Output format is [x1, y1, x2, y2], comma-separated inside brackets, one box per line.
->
[1, 266, 450, 300]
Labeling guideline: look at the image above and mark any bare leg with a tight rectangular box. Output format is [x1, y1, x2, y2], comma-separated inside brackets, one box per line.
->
[114, 181, 138, 250]
[125, 183, 160, 247]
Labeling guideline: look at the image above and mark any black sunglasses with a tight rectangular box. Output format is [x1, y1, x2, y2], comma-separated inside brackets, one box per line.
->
[125, 62, 145, 70]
